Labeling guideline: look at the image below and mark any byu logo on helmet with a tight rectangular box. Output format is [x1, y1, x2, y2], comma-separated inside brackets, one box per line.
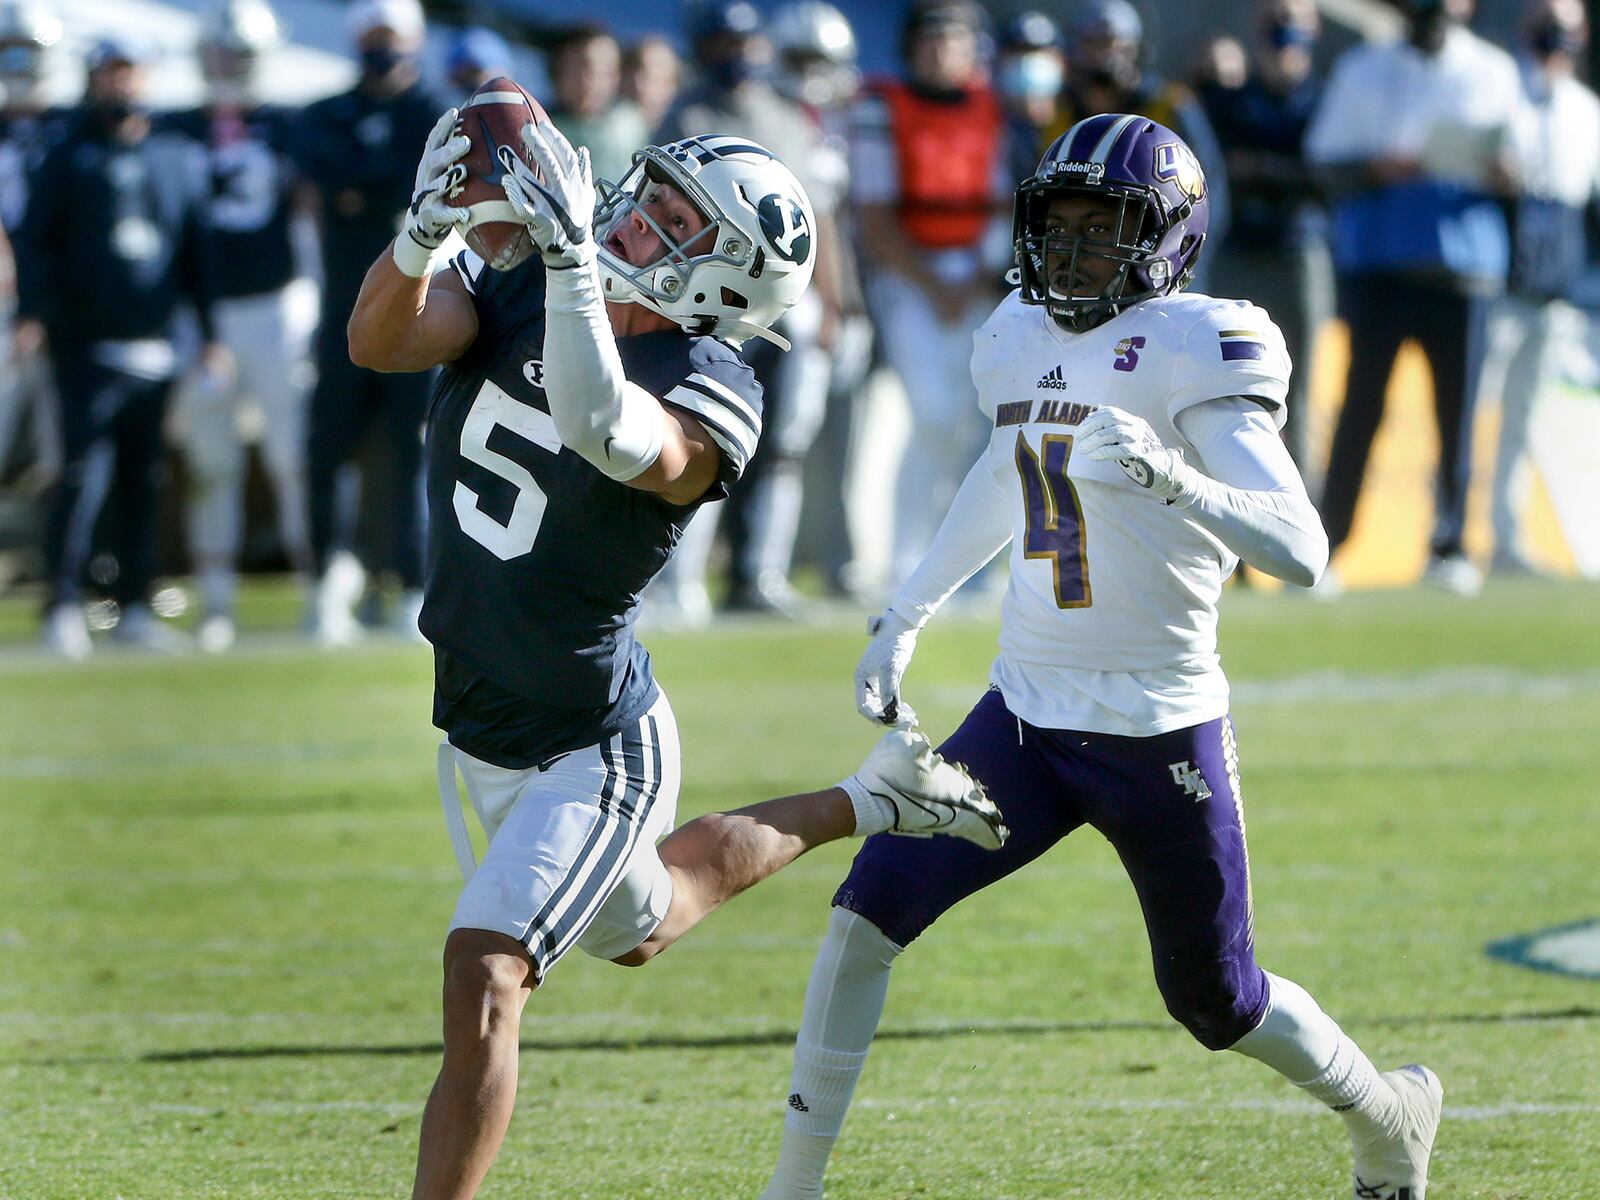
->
[758, 193, 811, 264]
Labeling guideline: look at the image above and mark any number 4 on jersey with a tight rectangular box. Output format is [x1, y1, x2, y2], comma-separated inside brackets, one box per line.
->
[1015, 431, 1091, 609]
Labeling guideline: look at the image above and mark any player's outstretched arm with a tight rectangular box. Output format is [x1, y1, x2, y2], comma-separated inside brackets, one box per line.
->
[1079, 401, 1329, 586]
[347, 109, 480, 372]
[856, 458, 1014, 727]
[500, 121, 720, 505]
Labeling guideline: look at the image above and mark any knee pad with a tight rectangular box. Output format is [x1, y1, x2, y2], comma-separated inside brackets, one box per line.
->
[1155, 953, 1268, 1052]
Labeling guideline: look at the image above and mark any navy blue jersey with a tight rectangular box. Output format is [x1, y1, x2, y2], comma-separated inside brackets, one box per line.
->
[161, 105, 300, 298]
[15, 112, 216, 344]
[422, 250, 765, 768]
[294, 81, 445, 320]
[0, 106, 72, 233]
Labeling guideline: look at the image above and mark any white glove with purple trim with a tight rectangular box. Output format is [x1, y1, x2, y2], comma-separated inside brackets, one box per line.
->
[1078, 405, 1199, 506]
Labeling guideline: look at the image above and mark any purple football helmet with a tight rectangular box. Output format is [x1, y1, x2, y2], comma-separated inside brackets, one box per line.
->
[1013, 112, 1210, 332]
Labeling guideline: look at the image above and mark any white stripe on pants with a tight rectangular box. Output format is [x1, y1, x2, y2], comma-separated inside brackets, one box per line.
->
[448, 690, 682, 977]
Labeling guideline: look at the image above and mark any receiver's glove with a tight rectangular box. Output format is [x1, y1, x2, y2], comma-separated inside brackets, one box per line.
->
[499, 120, 595, 269]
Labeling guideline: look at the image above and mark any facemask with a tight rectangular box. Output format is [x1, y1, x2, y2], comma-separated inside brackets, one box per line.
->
[999, 53, 1064, 103]
[208, 79, 254, 108]
[1266, 22, 1316, 51]
[93, 98, 147, 125]
[359, 45, 406, 79]
[1530, 19, 1583, 59]
[1408, 0, 1451, 53]
[707, 56, 769, 90]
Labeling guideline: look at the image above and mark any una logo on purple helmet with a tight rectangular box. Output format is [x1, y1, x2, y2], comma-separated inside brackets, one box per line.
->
[1153, 142, 1205, 202]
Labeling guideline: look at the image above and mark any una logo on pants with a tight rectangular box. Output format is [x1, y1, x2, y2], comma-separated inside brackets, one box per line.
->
[1168, 760, 1212, 800]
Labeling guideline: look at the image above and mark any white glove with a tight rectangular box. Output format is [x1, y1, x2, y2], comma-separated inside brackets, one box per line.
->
[1078, 405, 1198, 506]
[499, 121, 595, 269]
[395, 108, 471, 276]
[855, 610, 922, 729]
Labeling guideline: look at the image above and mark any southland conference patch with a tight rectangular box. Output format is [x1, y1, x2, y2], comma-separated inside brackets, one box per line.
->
[1487, 918, 1600, 980]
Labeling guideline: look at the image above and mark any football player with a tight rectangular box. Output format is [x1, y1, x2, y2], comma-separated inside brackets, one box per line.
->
[166, 0, 316, 652]
[759, 114, 1443, 1200]
[346, 116, 1008, 1200]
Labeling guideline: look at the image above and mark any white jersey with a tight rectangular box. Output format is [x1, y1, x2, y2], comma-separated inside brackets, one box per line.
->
[973, 290, 1291, 736]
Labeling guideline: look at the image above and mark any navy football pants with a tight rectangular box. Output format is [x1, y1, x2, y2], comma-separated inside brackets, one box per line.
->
[44, 351, 172, 610]
[306, 341, 431, 587]
[835, 688, 1269, 1051]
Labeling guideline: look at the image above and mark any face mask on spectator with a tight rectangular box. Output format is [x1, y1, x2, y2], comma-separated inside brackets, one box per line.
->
[1529, 18, 1583, 58]
[360, 44, 407, 79]
[92, 97, 146, 124]
[706, 54, 768, 89]
[1266, 21, 1316, 50]
[999, 53, 1063, 103]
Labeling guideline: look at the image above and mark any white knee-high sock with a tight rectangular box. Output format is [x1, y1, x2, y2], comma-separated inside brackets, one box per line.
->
[1230, 971, 1399, 1137]
[760, 907, 901, 1200]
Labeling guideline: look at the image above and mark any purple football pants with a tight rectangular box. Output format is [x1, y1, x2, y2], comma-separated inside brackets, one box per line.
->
[834, 687, 1269, 1050]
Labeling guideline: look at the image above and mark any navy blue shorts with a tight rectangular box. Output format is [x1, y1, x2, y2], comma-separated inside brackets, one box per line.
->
[835, 688, 1268, 1048]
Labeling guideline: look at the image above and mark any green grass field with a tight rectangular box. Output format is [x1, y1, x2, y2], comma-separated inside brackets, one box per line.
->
[3, 580, 1599, 1199]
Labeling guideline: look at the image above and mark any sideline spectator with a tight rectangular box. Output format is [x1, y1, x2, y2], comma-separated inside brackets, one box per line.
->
[546, 24, 648, 189]
[444, 27, 512, 107]
[622, 35, 680, 140]
[295, 0, 444, 643]
[17, 38, 225, 658]
[1202, 0, 1330, 476]
[1305, 0, 1520, 596]
[1047, 0, 1231, 278]
[166, 0, 316, 652]
[0, 0, 69, 491]
[853, 0, 1009, 586]
[771, 0, 873, 600]
[995, 10, 1065, 188]
[1192, 35, 1249, 93]
[652, 0, 843, 618]
[1482, 0, 1600, 575]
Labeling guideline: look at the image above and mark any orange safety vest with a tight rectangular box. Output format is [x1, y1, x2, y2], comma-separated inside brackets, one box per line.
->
[873, 78, 1003, 250]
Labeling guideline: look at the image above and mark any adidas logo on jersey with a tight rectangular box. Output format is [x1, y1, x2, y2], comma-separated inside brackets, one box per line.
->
[1037, 365, 1069, 390]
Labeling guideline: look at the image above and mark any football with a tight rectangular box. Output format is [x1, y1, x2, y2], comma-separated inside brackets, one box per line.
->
[457, 75, 549, 271]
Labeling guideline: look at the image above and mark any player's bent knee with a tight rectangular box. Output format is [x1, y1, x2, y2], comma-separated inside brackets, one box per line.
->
[1156, 960, 1267, 1052]
[441, 928, 535, 1026]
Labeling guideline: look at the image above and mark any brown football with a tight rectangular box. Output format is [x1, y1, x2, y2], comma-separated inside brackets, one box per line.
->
[457, 75, 549, 271]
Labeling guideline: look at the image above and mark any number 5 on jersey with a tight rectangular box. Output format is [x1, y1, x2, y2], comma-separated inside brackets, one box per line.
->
[1015, 431, 1092, 609]
[454, 381, 560, 560]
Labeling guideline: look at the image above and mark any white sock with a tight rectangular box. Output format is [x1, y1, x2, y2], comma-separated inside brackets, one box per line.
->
[1231, 972, 1397, 1137]
[761, 908, 900, 1200]
[838, 774, 894, 838]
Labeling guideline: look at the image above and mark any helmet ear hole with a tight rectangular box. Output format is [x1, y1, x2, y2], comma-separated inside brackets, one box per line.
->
[719, 286, 749, 310]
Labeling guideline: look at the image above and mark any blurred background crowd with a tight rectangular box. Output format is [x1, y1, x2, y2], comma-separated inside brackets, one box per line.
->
[2, 0, 1597, 658]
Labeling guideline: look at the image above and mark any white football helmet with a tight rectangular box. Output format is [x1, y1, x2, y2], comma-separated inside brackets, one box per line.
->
[770, 1, 858, 108]
[199, 0, 283, 102]
[594, 135, 816, 350]
[0, 0, 62, 102]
